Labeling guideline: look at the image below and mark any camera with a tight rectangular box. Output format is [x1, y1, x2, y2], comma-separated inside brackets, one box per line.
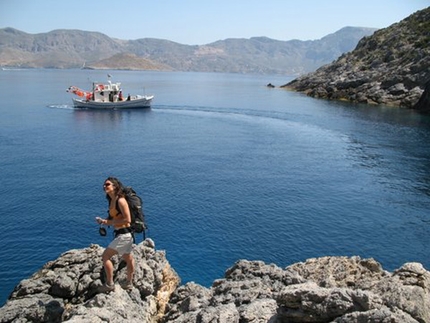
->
[99, 226, 107, 236]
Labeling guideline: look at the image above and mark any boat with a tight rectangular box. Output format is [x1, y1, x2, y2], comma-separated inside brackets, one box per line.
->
[67, 78, 154, 109]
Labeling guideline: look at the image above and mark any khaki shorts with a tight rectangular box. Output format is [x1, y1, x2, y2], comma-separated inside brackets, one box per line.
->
[108, 233, 133, 256]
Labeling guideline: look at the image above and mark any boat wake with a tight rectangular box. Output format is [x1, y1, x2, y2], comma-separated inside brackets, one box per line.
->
[152, 104, 347, 144]
[47, 104, 75, 110]
[153, 104, 294, 124]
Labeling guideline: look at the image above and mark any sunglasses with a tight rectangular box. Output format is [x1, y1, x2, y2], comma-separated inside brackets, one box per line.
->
[103, 183, 113, 188]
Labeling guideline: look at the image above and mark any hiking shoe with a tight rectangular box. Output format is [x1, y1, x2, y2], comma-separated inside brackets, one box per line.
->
[121, 281, 133, 291]
[99, 283, 115, 293]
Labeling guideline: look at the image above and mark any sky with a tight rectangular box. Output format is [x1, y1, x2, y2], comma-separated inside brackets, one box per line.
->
[1, 0, 429, 45]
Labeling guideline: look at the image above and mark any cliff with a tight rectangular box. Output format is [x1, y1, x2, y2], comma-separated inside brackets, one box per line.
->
[1, 240, 429, 323]
[282, 7, 430, 109]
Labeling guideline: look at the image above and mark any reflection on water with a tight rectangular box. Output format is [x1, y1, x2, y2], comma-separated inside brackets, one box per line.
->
[73, 108, 151, 125]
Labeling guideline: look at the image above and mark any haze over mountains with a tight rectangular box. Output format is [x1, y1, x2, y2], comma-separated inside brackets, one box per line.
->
[0, 27, 377, 75]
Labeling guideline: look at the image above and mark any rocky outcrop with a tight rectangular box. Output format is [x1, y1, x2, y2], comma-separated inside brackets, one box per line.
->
[0, 239, 180, 323]
[164, 257, 430, 323]
[1, 246, 429, 322]
[283, 7, 430, 109]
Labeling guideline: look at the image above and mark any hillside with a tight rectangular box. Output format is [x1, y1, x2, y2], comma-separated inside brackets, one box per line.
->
[283, 7, 430, 109]
[87, 53, 172, 71]
[0, 27, 376, 74]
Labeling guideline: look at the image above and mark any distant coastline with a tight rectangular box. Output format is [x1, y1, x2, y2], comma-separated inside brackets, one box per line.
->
[0, 26, 376, 75]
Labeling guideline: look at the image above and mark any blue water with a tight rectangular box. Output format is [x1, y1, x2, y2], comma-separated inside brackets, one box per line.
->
[1, 69, 429, 306]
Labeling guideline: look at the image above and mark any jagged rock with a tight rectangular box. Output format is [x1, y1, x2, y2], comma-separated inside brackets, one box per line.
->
[276, 282, 384, 322]
[0, 239, 180, 323]
[1, 249, 429, 323]
[163, 257, 430, 323]
[283, 7, 430, 109]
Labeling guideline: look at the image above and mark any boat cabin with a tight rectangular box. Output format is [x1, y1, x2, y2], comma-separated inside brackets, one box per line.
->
[92, 81, 125, 102]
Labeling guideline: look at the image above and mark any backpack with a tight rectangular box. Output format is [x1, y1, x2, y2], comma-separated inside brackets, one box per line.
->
[116, 186, 147, 238]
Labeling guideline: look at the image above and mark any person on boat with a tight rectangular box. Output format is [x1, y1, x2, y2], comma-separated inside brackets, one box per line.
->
[85, 92, 92, 101]
[118, 91, 123, 101]
[96, 177, 135, 292]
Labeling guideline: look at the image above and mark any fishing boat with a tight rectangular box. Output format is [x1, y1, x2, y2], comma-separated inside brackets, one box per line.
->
[67, 78, 154, 109]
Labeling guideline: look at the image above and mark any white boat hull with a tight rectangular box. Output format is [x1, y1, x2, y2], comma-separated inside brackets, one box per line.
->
[72, 95, 153, 109]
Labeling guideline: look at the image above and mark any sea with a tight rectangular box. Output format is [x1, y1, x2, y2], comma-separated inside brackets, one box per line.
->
[1, 69, 429, 306]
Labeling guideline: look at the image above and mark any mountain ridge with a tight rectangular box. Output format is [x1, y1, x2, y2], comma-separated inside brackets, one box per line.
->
[0, 26, 377, 74]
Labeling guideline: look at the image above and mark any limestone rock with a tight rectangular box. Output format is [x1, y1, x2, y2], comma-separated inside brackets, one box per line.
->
[163, 257, 430, 323]
[1, 249, 429, 323]
[0, 239, 180, 323]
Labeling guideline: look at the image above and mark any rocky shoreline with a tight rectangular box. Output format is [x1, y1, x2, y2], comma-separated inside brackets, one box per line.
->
[282, 7, 430, 112]
[1, 240, 429, 323]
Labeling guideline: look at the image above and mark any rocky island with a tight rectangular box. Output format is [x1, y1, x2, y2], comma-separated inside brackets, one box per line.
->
[282, 7, 430, 112]
[0, 240, 429, 323]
